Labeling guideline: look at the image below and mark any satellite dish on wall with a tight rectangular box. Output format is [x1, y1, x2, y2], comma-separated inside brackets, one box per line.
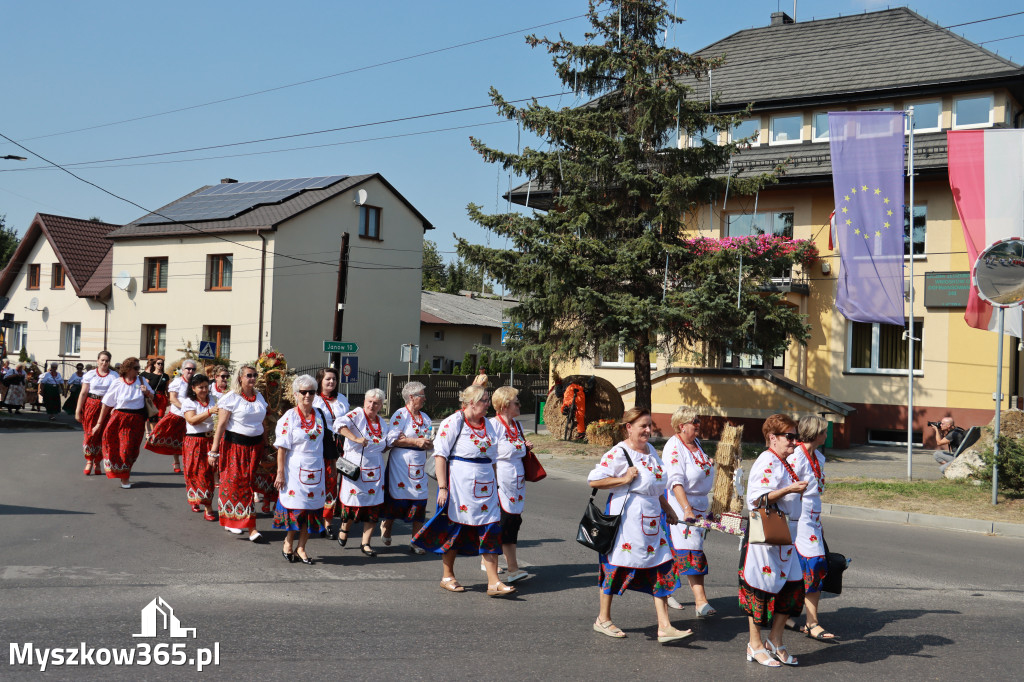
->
[27, 297, 39, 311]
[114, 271, 133, 291]
[354, 189, 368, 206]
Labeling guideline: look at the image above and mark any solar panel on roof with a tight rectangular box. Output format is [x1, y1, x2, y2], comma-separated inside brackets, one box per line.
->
[136, 175, 347, 224]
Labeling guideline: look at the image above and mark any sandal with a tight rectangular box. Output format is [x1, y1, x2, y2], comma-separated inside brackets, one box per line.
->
[802, 624, 838, 641]
[593, 619, 626, 638]
[695, 602, 717, 618]
[657, 626, 694, 644]
[486, 581, 516, 598]
[746, 644, 781, 667]
[505, 569, 531, 583]
[765, 639, 798, 666]
[440, 577, 465, 593]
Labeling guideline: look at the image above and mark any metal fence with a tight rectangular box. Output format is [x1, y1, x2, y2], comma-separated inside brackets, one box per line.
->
[290, 364, 382, 406]
[386, 373, 548, 419]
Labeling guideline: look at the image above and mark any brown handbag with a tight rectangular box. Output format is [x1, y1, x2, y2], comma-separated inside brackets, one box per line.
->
[748, 493, 792, 545]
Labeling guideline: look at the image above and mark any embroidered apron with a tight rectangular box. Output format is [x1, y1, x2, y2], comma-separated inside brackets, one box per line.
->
[604, 449, 672, 569]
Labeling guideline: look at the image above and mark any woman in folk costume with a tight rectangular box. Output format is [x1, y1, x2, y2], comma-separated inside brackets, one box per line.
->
[312, 367, 349, 538]
[412, 385, 516, 598]
[209, 364, 269, 544]
[63, 363, 85, 416]
[91, 357, 153, 489]
[181, 373, 219, 522]
[75, 351, 118, 475]
[487, 385, 533, 584]
[786, 415, 837, 642]
[273, 375, 328, 565]
[380, 381, 432, 553]
[588, 408, 691, 644]
[662, 406, 717, 618]
[333, 388, 396, 556]
[38, 362, 64, 421]
[4, 362, 28, 412]
[740, 414, 808, 667]
[209, 365, 230, 400]
[145, 359, 196, 474]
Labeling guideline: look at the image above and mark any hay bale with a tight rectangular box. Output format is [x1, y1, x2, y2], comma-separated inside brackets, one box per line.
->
[586, 419, 619, 447]
[709, 423, 745, 515]
[543, 375, 625, 441]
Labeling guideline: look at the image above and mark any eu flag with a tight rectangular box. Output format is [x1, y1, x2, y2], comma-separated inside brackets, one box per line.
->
[829, 112, 906, 326]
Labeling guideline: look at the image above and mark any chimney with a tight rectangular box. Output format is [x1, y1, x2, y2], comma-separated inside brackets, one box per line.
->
[770, 11, 794, 27]
[220, 178, 238, 184]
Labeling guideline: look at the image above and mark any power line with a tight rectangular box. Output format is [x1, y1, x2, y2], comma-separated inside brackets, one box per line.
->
[979, 33, 1024, 45]
[10, 14, 588, 144]
[944, 10, 1024, 28]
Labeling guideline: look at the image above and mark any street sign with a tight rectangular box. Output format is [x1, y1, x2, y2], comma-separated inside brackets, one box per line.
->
[400, 344, 419, 364]
[198, 340, 216, 360]
[324, 340, 358, 353]
[501, 322, 525, 345]
[340, 356, 358, 383]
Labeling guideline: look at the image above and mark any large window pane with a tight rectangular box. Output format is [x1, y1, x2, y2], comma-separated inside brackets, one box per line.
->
[770, 114, 802, 144]
[954, 95, 992, 128]
[726, 211, 794, 238]
[906, 101, 941, 132]
[903, 205, 926, 256]
[731, 118, 760, 146]
[850, 322, 873, 369]
[813, 112, 830, 141]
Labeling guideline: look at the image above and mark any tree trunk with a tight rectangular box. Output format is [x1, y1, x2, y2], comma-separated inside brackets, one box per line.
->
[633, 334, 652, 411]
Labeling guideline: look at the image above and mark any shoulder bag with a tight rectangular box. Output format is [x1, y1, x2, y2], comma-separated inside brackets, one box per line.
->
[748, 493, 792, 545]
[315, 408, 339, 462]
[334, 413, 362, 481]
[523, 448, 547, 482]
[576, 447, 634, 554]
[821, 536, 848, 595]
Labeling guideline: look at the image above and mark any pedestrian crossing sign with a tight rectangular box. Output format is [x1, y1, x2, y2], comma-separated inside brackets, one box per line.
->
[198, 341, 216, 360]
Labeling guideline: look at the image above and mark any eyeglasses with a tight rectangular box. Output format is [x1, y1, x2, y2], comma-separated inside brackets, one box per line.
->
[297, 389, 315, 396]
[690, 419, 701, 425]
[219, 374, 230, 379]
[410, 393, 425, 398]
[182, 367, 195, 372]
[775, 432, 798, 441]
[243, 373, 257, 379]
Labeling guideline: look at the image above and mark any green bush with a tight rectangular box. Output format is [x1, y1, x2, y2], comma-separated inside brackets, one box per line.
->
[451, 363, 462, 375]
[18, 346, 29, 363]
[419, 360, 431, 374]
[976, 435, 1024, 494]
[461, 352, 475, 375]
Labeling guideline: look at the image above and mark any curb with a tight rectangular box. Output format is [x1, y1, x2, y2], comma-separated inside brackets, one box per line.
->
[824, 503, 1024, 538]
[0, 416, 79, 431]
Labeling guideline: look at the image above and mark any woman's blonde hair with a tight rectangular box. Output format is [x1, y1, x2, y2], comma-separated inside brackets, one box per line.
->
[670, 406, 698, 431]
[231, 364, 257, 393]
[797, 415, 828, 443]
[459, 384, 488, 408]
[492, 385, 519, 412]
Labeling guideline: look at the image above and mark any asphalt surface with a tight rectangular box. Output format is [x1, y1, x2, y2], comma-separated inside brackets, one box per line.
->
[2, 428, 1023, 680]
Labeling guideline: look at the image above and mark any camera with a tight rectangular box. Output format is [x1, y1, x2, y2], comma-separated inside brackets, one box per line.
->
[927, 420, 941, 428]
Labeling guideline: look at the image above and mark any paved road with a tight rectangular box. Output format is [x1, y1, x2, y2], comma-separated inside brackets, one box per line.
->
[2, 429, 1022, 680]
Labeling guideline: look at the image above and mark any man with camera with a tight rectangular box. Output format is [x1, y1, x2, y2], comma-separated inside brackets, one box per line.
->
[931, 417, 966, 473]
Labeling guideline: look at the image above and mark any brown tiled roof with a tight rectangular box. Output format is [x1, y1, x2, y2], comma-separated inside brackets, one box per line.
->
[0, 214, 118, 299]
[106, 173, 433, 239]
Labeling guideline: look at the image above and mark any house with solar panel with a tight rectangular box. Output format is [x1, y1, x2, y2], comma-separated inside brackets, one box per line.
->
[511, 7, 1024, 448]
[100, 174, 432, 374]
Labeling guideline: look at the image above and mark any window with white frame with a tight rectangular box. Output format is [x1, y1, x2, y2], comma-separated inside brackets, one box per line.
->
[904, 205, 926, 257]
[725, 211, 794, 239]
[61, 322, 81, 356]
[598, 346, 657, 368]
[729, 118, 760, 147]
[953, 94, 993, 129]
[431, 356, 444, 373]
[904, 100, 941, 133]
[769, 114, 802, 145]
[12, 322, 28, 351]
[689, 126, 717, 148]
[812, 112, 834, 142]
[847, 320, 922, 374]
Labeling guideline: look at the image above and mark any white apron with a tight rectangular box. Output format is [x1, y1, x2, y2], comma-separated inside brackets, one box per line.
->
[276, 407, 327, 510]
[434, 411, 500, 526]
[386, 407, 432, 501]
[743, 450, 802, 592]
[334, 408, 395, 508]
[789, 444, 826, 558]
[662, 435, 715, 552]
[490, 416, 526, 514]
[587, 443, 673, 569]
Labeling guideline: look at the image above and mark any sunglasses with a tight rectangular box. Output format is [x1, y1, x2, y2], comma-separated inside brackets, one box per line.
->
[243, 373, 257, 379]
[297, 389, 315, 396]
[219, 374, 230, 379]
[776, 432, 798, 441]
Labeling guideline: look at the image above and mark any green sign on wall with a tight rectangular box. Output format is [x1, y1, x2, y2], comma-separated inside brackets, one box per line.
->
[923, 271, 970, 308]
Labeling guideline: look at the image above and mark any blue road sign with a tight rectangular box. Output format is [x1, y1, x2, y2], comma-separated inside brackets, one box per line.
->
[501, 322, 525, 345]
[340, 356, 358, 383]
[198, 341, 216, 360]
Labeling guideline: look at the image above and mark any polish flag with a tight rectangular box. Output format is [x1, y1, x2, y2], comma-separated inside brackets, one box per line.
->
[947, 130, 1024, 338]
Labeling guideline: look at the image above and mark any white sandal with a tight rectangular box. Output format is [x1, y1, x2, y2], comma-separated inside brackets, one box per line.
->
[765, 639, 798, 666]
[747, 644, 781, 667]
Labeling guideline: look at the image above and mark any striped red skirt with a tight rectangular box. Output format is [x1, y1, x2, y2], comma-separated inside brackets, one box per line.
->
[81, 396, 104, 462]
[218, 439, 262, 530]
[183, 434, 215, 506]
[102, 410, 147, 479]
[145, 412, 186, 455]
[153, 392, 169, 419]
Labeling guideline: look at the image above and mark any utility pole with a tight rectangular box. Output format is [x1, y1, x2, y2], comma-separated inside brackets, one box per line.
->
[331, 232, 350, 372]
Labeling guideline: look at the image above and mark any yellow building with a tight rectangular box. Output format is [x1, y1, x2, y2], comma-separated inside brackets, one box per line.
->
[514, 8, 1024, 448]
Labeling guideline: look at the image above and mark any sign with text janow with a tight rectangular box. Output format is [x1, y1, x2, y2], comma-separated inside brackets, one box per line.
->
[323, 341, 358, 353]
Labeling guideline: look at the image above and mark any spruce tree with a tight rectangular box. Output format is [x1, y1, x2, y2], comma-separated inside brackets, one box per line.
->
[461, 0, 809, 410]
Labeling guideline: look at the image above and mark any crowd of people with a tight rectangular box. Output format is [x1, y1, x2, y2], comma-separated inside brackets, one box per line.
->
[588, 408, 837, 665]
[70, 352, 536, 598]
[1, 359, 86, 418]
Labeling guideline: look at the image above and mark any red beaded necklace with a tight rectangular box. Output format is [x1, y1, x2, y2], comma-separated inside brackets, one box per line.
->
[498, 415, 522, 443]
[97, 369, 109, 377]
[409, 409, 424, 428]
[770, 448, 800, 482]
[681, 439, 713, 469]
[364, 409, 382, 438]
[799, 444, 825, 490]
[240, 390, 257, 403]
[298, 407, 315, 431]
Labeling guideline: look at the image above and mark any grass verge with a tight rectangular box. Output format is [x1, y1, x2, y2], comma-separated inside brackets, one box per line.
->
[823, 477, 1024, 524]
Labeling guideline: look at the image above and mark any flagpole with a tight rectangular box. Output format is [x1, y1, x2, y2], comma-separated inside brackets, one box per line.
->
[906, 106, 916, 481]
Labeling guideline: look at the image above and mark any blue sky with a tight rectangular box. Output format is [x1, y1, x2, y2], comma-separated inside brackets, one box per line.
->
[1, 1, 1022, 264]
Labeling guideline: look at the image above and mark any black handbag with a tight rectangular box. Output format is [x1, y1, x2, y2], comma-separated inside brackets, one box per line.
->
[315, 408, 340, 462]
[821, 537, 848, 595]
[576, 448, 634, 554]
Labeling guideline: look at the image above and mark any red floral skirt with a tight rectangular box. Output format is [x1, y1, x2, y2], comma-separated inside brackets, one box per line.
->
[81, 396, 104, 461]
[183, 434, 215, 506]
[102, 410, 147, 479]
[798, 552, 829, 594]
[599, 558, 682, 597]
[381, 497, 428, 522]
[153, 392, 169, 419]
[738, 538, 805, 626]
[273, 502, 325, 533]
[145, 412, 185, 455]
[218, 440, 262, 530]
[411, 504, 502, 556]
[322, 460, 339, 523]
[337, 502, 381, 523]
[672, 549, 709, 576]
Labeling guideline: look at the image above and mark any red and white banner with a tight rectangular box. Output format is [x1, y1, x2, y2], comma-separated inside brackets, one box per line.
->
[947, 129, 1024, 338]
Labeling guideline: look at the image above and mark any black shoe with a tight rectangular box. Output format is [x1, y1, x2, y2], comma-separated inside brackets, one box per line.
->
[360, 544, 377, 557]
[337, 533, 348, 548]
[282, 550, 295, 563]
[324, 526, 336, 540]
[297, 552, 314, 565]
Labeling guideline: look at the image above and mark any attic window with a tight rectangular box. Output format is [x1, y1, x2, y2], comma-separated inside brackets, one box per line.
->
[27, 264, 40, 290]
[729, 118, 760, 147]
[905, 101, 941, 134]
[770, 114, 802, 145]
[51, 263, 65, 289]
[953, 95, 993, 129]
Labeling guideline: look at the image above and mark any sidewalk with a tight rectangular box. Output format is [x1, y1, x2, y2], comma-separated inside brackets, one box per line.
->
[0, 406, 80, 431]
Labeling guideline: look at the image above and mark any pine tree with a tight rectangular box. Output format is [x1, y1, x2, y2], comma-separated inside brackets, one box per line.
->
[460, 0, 809, 410]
